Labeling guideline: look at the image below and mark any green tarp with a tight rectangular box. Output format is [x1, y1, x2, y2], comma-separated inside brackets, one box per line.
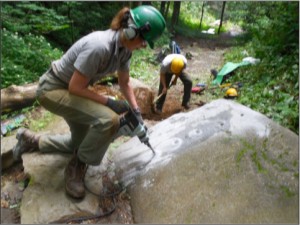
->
[212, 61, 250, 85]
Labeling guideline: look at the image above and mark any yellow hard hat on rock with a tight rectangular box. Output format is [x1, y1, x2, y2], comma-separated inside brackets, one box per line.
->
[225, 88, 238, 98]
[171, 57, 184, 74]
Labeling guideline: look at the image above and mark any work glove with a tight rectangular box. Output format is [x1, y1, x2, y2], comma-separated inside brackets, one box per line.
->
[132, 107, 144, 125]
[131, 108, 149, 143]
[106, 98, 130, 114]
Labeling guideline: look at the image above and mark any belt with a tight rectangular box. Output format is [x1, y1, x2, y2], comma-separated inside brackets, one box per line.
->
[48, 68, 67, 85]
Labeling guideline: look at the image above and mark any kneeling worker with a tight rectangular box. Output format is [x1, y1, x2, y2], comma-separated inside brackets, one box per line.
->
[12, 5, 166, 200]
[155, 54, 192, 114]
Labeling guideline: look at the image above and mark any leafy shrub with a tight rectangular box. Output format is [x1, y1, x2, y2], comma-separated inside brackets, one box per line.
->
[2, 2, 69, 35]
[1, 2, 68, 88]
[1, 29, 63, 88]
[224, 44, 298, 134]
[45, 2, 128, 50]
[222, 2, 299, 134]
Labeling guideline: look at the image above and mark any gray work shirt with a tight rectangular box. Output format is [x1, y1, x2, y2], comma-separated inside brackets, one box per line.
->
[160, 54, 187, 74]
[51, 29, 132, 85]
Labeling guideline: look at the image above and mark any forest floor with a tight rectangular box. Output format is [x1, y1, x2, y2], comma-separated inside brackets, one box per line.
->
[1, 30, 241, 224]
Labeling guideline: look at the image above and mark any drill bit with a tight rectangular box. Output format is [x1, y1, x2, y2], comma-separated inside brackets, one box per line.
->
[145, 141, 155, 154]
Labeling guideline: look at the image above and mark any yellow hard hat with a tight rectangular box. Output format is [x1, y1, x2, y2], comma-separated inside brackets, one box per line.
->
[171, 57, 184, 74]
[225, 88, 238, 97]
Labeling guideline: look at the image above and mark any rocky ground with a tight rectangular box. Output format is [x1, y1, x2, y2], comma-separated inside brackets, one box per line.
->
[1, 31, 239, 224]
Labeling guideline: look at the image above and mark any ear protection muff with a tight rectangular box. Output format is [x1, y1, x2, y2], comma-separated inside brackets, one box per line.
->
[122, 12, 138, 40]
[124, 23, 138, 40]
[122, 11, 151, 41]
[124, 22, 151, 40]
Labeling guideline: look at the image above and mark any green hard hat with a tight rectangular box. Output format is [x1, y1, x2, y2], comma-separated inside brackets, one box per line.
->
[130, 5, 166, 49]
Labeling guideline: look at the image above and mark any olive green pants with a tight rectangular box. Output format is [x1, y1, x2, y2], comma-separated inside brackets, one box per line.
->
[36, 69, 119, 165]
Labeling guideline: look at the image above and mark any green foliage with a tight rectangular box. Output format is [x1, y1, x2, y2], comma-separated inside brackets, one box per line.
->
[180, 2, 208, 29]
[1, 29, 63, 88]
[175, 2, 210, 32]
[249, 3, 298, 59]
[1, 2, 128, 88]
[2, 2, 70, 35]
[48, 2, 126, 49]
[2, 2, 66, 88]
[130, 30, 170, 85]
[1, 1, 298, 136]
[29, 111, 54, 132]
[207, 2, 299, 134]
[153, 30, 171, 48]
[171, 2, 229, 38]
[224, 30, 298, 134]
[130, 48, 161, 84]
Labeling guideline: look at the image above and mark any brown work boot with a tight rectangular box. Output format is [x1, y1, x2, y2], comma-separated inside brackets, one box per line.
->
[64, 153, 87, 199]
[12, 128, 40, 161]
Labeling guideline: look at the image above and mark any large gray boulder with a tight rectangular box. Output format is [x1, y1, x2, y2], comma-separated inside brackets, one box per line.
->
[6, 99, 298, 224]
[112, 99, 299, 224]
[18, 119, 113, 224]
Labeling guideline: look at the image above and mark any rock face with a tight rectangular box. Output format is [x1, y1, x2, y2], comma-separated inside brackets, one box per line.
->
[112, 99, 299, 224]
[1, 135, 17, 170]
[20, 153, 104, 224]
[3, 99, 298, 224]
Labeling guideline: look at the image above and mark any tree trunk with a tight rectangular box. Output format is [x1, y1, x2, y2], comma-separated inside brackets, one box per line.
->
[165, 1, 170, 18]
[130, 2, 141, 8]
[160, 1, 166, 15]
[171, 1, 181, 31]
[142, 1, 152, 5]
[199, 1, 205, 29]
[218, 1, 226, 34]
[0, 80, 155, 116]
[1, 83, 38, 113]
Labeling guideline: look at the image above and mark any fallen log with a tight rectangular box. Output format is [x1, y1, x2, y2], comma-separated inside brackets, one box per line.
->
[1, 78, 155, 115]
[1, 83, 38, 113]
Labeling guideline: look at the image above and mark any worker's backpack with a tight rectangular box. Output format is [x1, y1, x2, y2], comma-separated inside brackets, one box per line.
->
[156, 41, 181, 62]
[170, 41, 181, 54]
